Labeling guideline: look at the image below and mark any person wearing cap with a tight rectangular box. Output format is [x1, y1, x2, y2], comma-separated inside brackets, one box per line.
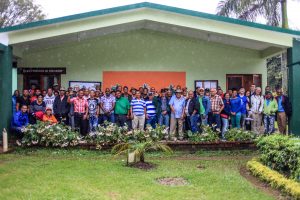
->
[42, 107, 58, 124]
[169, 89, 185, 140]
[52, 83, 59, 92]
[197, 87, 211, 126]
[157, 90, 171, 130]
[184, 90, 200, 133]
[53, 87, 69, 124]
[263, 91, 278, 135]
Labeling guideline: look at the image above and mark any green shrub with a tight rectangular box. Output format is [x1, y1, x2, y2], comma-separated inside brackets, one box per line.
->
[224, 128, 257, 142]
[21, 122, 80, 147]
[247, 159, 300, 198]
[188, 126, 219, 142]
[256, 134, 300, 181]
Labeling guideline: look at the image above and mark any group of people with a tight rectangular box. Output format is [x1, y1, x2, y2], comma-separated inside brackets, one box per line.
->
[11, 83, 292, 141]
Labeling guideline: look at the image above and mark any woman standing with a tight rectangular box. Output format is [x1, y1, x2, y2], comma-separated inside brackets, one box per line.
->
[230, 89, 242, 129]
[29, 94, 46, 124]
[221, 93, 231, 139]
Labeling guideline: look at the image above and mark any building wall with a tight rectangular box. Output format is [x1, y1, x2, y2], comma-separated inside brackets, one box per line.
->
[18, 29, 267, 90]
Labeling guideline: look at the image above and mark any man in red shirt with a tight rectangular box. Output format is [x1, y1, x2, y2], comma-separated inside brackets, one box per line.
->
[68, 89, 88, 136]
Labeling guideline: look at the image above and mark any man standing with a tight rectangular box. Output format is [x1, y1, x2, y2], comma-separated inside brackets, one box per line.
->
[250, 87, 264, 134]
[184, 90, 200, 133]
[157, 90, 171, 129]
[208, 88, 224, 131]
[130, 91, 146, 131]
[100, 88, 116, 123]
[238, 87, 248, 129]
[263, 91, 278, 135]
[169, 89, 185, 140]
[16, 89, 31, 111]
[69, 89, 88, 136]
[87, 90, 99, 133]
[197, 88, 211, 126]
[44, 88, 56, 111]
[250, 84, 256, 96]
[53, 87, 69, 124]
[275, 88, 292, 134]
[115, 90, 130, 127]
[145, 93, 157, 128]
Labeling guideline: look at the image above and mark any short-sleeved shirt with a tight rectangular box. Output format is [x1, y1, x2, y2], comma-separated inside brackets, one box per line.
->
[210, 95, 224, 112]
[70, 97, 88, 113]
[169, 96, 185, 118]
[115, 97, 130, 115]
[145, 100, 156, 117]
[100, 95, 116, 113]
[87, 98, 99, 116]
[131, 99, 146, 116]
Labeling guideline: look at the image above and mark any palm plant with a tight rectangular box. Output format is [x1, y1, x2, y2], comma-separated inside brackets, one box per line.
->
[217, 0, 293, 28]
[112, 140, 173, 165]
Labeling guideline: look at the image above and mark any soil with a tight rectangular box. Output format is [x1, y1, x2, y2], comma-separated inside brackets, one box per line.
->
[157, 177, 188, 186]
[239, 166, 291, 200]
[197, 164, 206, 170]
[128, 161, 156, 170]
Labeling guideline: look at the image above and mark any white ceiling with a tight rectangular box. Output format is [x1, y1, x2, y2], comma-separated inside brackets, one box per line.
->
[13, 20, 286, 52]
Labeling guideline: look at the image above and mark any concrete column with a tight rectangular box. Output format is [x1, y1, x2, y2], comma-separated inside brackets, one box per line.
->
[287, 38, 300, 135]
[0, 44, 13, 136]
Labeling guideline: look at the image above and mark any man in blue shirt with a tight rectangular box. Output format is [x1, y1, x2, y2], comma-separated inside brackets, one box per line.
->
[145, 93, 157, 128]
[275, 88, 292, 134]
[11, 105, 29, 140]
[238, 87, 248, 129]
[130, 91, 146, 130]
[169, 89, 185, 141]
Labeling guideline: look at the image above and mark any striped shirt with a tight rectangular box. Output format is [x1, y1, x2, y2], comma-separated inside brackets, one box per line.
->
[145, 100, 156, 117]
[131, 99, 146, 116]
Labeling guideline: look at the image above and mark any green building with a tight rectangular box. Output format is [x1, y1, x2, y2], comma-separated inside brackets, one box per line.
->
[0, 2, 299, 135]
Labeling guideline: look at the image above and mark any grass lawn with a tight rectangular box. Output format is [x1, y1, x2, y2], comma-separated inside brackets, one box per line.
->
[0, 149, 274, 200]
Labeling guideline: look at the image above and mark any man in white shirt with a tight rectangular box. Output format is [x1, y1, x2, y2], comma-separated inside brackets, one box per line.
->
[250, 87, 264, 134]
[44, 88, 56, 111]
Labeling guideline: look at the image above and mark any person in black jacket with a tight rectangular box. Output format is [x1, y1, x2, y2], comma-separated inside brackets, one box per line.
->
[184, 91, 200, 133]
[275, 88, 292, 134]
[53, 87, 70, 124]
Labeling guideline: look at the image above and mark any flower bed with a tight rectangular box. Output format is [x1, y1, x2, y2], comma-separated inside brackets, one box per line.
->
[247, 159, 300, 199]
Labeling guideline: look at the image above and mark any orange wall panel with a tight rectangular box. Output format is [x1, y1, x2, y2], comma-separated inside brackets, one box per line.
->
[103, 71, 186, 90]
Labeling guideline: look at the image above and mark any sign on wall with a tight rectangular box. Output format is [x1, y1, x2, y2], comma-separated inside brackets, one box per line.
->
[18, 67, 66, 74]
[69, 81, 101, 90]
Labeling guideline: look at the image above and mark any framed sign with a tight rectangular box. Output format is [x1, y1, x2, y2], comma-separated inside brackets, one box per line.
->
[18, 67, 66, 74]
[69, 81, 101, 90]
[194, 80, 218, 90]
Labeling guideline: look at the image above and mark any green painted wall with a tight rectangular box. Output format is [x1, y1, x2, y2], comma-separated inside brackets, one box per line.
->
[18, 30, 267, 90]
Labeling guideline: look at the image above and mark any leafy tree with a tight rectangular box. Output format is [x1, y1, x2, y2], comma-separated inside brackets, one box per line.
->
[217, 0, 290, 28]
[0, 0, 46, 28]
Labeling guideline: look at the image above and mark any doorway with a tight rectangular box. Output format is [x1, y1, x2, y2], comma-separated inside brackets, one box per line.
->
[226, 74, 262, 91]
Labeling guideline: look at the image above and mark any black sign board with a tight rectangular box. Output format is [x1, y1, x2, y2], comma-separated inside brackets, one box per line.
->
[18, 68, 66, 74]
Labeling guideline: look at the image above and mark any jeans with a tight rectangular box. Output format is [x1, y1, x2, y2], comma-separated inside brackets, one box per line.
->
[231, 112, 242, 129]
[89, 115, 98, 132]
[146, 115, 157, 128]
[103, 113, 115, 123]
[115, 114, 128, 127]
[190, 114, 200, 133]
[201, 114, 208, 126]
[208, 113, 221, 131]
[221, 118, 229, 138]
[264, 115, 275, 134]
[159, 113, 170, 128]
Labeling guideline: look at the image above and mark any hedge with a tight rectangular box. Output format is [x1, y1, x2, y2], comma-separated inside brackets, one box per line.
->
[247, 159, 300, 199]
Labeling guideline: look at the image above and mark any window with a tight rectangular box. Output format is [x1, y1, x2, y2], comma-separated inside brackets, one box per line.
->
[226, 74, 262, 91]
[194, 80, 218, 90]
